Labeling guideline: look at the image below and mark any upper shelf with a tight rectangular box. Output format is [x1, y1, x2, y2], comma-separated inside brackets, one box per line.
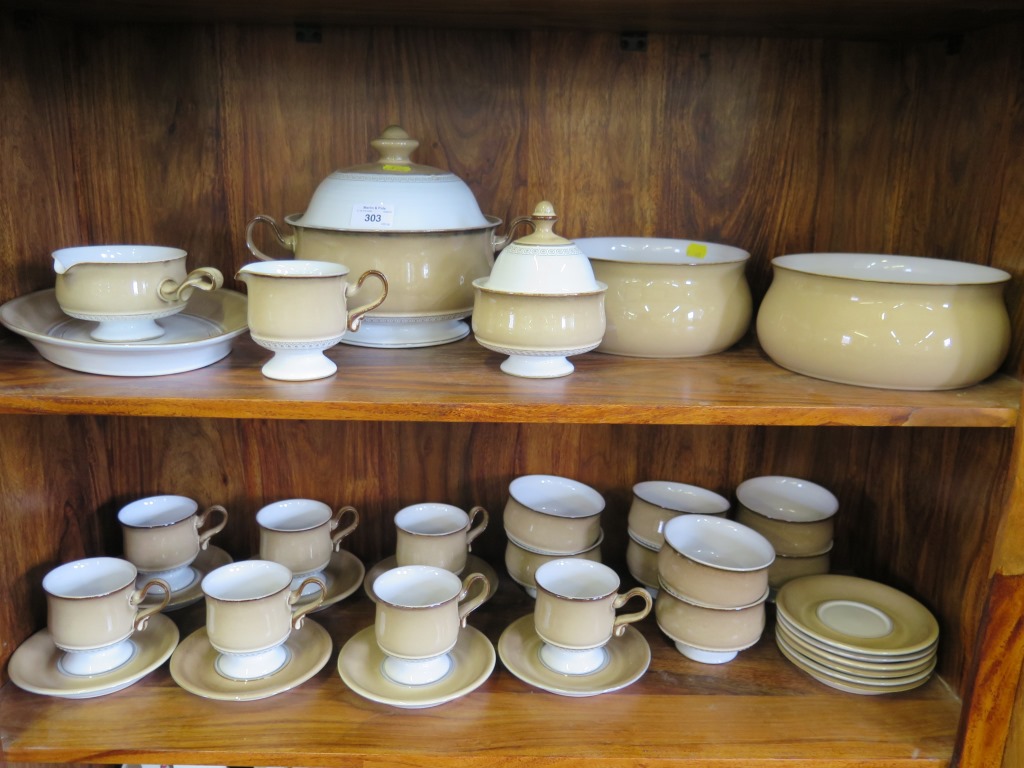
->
[6, 0, 1024, 39]
[0, 335, 1017, 427]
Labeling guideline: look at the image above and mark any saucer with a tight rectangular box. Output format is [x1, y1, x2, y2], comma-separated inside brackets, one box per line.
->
[142, 545, 233, 612]
[8, 613, 179, 699]
[363, 554, 498, 604]
[498, 614, 651, 697]
[0, 288, 248, 376]
[337, 624, 495, 708]
[169, 619, 331, 701]
[776, 574, 939, 656]
[296, 549, 365, 612]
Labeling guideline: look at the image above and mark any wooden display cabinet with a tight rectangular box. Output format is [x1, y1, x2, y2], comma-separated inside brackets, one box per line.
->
[1, 2, 1023, 766]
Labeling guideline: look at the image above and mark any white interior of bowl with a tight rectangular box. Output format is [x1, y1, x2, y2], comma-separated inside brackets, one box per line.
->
[576, 237, 750, 265]
[773, 253, 1010, 285]
[736, 476, 838, 523]
[238, 259, 349, 278]
[663, 515, 775, 571]
[633, 481, 730, 514]
[53, 245, 186, 273]
[509, 474, 605, 518]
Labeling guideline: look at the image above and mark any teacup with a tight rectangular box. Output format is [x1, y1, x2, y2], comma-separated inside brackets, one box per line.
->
[118, 495, 229, 592]
[503, 474, 604, 555]
[533, 559, 652, 675]
[627, 480, 730, 549]
[735, 475, 839, 557]
[658, 515, 775, 608]
[624, 532, 660, 594]
[504, 530, 603, 598]
[236, 259, 388, 381]
[202, 560, 325, 681]
[43, 556, 170, 676]
[372, 565, 489, 685]
[257, 498, 359, 590]
[394, 502, 488, 574]
[52, 245, 224, 342]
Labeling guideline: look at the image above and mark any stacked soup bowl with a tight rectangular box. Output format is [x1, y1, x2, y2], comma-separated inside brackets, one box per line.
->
[734, 476, 838, 595]
[625, 481, 731, 595]
[655, 515, 775, 664]
[503, 475, 605, 597]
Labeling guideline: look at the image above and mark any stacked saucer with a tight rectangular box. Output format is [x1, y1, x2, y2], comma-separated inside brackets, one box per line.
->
[774, 574, 939, 695]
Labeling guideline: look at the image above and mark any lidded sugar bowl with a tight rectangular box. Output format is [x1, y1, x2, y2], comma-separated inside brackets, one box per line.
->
[472, 201, 607, 378]
[245, 125, 519, 349]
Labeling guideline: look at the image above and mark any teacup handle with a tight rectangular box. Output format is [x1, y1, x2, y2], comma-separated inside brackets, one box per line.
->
[158, 267, 224, 302]
[130, 577, 172, 631]
[330, 505, 360, 551]
[288, 576, 327, 629]
[456, 571, 489, 627]
[611, 587, 653, 637]
[246, 214, 297, 261]
[465, 505, 489, 551]
[195, 504, 229, 550]
[345, 269, 389, 332]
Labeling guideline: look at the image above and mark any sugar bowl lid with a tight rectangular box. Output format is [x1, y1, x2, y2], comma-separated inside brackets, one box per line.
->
[290, 125, 492, 233]
[482, 201, 604, 295]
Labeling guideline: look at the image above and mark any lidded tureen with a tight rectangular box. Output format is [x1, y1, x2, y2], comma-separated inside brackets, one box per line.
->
[472, 201, 607, 378]
[246, 125, 519, 348]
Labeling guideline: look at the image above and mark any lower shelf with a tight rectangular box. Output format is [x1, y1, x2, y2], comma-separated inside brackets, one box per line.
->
[0, 576, 961, 767]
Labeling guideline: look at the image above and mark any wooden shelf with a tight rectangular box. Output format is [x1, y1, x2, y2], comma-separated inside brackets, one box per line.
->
[5, 0, 1024, 39]
[0, 577, 961, 767]
[0, 335, 1017, 427]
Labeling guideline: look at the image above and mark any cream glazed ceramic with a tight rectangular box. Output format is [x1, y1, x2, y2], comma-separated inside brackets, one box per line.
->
[364, 554, 498, 605]
[505, 531, 603, 598]
[0, 288, 248, 377]
[338, 624, 495, 708]
[245, 126, 525, 348]
[236, 259, 387, 380]
[503, 474, 605, 555]
[735, 475, 838, 557]
[9, 613, 179, 699]
[627, 480, 731, 549]
[756, 252, 1012, 390]
[498, 614, 650, 697]
[473, 202, 607, 378]
[576, 237, 752, 358]
[53, 245, 223, 342]
[655, 580, 767, 664]
[170, 619, 332, 701]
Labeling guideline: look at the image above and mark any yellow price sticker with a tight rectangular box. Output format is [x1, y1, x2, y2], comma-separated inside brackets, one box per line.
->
[686, 243, 708, 259]
[382, 164, 411, 173]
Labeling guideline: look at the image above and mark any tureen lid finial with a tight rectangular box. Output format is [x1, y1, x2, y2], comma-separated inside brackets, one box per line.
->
[515, 200, 570, 246]
[370, 125, 420, 165]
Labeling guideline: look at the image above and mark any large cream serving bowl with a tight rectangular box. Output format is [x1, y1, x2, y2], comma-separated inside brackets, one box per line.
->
[575, 237, 751, 357]
[756, 253, 1011, 390]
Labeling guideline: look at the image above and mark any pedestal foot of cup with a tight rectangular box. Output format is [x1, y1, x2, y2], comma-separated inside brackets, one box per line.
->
[539, 643, 608, 675]
[674, 641, 738, 664]
[215, 645, 290, 680]
[500, 354, 574, 379]
[58, 639, 136, 676]
[138, 565, 196, 593]
[90, 317, 166, 342]
[382, 652, 453, 686]
[261, 350, 338, 381]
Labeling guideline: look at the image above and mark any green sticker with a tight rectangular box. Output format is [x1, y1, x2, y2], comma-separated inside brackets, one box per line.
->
[382, 164, 411, 173]
[686, 243, 708, 258]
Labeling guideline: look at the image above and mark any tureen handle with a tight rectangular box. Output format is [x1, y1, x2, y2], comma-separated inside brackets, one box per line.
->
[246, 214, 297, 261]
[492, 214, 536, 252]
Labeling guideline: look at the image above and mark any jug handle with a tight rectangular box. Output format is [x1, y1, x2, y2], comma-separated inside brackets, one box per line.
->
[246, 215, 296, 261]
[492, 214, 536, 252]
[345, 270, 389, 332]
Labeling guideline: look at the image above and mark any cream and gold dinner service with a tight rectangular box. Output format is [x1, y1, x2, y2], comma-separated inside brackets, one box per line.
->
[773, 574, 939, 695]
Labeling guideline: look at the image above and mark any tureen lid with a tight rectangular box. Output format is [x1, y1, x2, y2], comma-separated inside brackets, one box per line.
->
[482, 201, 604, 295]
[291, 125, 491, 233]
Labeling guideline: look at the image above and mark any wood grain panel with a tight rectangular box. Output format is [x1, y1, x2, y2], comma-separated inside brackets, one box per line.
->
[0, 16, 82, 302]
[63, 22, 231, 272]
